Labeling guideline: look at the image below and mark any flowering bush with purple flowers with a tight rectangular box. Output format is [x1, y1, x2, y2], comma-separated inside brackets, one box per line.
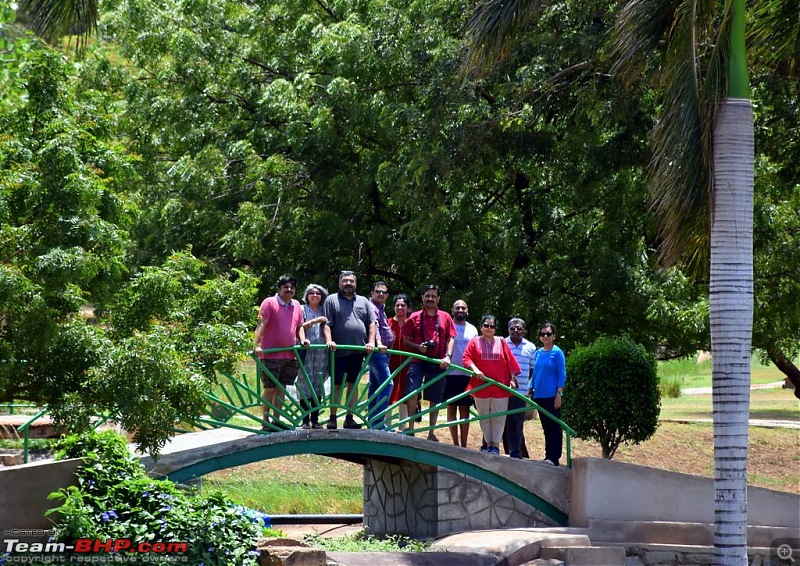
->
[48, 431, 264, 565]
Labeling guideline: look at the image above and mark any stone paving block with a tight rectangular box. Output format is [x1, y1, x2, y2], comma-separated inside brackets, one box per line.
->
[257, 536, 327, 566]
[257, 545, 327, 565]
[538, 535, 592, 548]
[639, 550, 679, 565]
[543, 546, 626, 566]
[258, 536, 308, 547]
[682, 551, 714, 565]
[1, 454, 23, 466]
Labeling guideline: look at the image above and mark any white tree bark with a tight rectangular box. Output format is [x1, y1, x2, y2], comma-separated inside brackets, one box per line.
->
[710, 98, 754, 566]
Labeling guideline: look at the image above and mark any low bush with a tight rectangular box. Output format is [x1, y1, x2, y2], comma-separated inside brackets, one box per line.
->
[659, 375, 682, 398]
[49, 430, 266, 565]
[563, 335, 660, 459]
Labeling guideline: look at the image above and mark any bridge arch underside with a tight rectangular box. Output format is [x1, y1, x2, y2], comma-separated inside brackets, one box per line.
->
[157, 433, 569, 527]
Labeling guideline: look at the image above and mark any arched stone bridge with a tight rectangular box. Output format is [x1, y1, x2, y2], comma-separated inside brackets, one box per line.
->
[140, 427, 571, 537]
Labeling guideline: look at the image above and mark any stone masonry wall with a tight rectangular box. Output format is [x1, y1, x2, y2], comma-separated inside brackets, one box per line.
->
[363, 459, 555, 538]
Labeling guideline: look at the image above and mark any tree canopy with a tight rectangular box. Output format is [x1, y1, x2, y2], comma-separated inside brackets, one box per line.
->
[1, 0, 797, 451]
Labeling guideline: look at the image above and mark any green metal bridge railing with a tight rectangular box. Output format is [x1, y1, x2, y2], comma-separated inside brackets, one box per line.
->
[3, 345, 576, 466]
[2, 405, 117, 464]
[193, 344, 577, 467]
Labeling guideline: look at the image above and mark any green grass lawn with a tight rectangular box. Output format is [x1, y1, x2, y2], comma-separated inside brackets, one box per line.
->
[658, 352, 798, 420]
[201, 469, 362, 514]
[200, 453, 364, 515]
[658, 352, 789, 389]
[660, 388, 799, 421]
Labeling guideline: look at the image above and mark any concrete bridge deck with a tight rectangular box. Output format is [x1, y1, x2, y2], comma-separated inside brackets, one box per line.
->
[139, 427, 572, 529]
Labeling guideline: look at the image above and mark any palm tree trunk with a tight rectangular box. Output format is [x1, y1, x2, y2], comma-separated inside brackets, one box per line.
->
[710, 98, 754, 566]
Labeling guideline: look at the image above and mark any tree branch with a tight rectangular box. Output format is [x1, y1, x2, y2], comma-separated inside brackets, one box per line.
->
[765, 344, 800, 400]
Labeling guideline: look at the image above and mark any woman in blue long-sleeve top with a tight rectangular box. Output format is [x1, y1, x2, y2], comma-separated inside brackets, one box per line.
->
[529, 322, 567, 466]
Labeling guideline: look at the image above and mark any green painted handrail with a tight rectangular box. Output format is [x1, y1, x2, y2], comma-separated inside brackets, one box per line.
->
[6, 344, 577, 467]
[15, 407, 49, 464]
[13, 407, 116, 463]
[199, 343, 577, 467]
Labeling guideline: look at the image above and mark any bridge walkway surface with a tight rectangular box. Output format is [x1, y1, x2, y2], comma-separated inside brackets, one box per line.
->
[139, 426, 571, 526]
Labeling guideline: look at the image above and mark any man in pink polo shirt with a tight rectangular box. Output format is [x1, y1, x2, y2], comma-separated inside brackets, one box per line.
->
[254, 275, 309, 431]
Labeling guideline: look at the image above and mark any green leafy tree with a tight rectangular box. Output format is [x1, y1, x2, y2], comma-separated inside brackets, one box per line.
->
[562, 336, 660, 459]
[40, 251, 259, 454]
[81, 0, 704, 359]
[0, 45, 258, 455]
[750, 69, 800, 398]
[0, 48, 137, 402]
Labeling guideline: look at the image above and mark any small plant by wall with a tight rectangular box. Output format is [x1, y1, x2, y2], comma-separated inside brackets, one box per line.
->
[48, 430, 266, 565]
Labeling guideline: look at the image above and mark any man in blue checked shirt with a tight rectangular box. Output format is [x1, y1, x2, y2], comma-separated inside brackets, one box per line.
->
[503, 318, 536, 458]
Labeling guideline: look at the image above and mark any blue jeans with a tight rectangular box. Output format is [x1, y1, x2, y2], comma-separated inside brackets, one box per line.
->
[368, 353, 393, 428]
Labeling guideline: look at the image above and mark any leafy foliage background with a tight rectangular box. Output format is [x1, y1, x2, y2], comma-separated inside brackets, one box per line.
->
[0, 0, 797, 452]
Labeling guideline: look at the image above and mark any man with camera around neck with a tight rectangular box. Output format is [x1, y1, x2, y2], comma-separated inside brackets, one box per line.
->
[402, 284, 456, 441]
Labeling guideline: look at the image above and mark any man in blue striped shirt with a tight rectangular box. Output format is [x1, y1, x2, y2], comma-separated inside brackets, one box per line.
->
[504, 318, 536, 458]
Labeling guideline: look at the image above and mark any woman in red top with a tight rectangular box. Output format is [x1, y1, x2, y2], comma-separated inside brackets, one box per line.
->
[388, 294, 413, 430]
[462, 314, 521, 455]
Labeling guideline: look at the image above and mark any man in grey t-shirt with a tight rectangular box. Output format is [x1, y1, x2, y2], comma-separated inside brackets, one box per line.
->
[323, 270, 376, 429]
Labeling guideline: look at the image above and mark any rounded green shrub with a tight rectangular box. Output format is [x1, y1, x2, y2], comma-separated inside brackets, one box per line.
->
[563, 336, 660, 459]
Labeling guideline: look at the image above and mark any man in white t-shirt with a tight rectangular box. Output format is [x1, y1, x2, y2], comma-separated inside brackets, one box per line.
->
[444, 300, 478, 447]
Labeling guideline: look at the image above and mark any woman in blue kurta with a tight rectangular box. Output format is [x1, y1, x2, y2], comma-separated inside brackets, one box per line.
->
[529, 322, 567, 466]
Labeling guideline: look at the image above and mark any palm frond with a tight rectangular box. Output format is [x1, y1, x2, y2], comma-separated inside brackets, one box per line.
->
[613, 0, 729, 273]
[461, 0, 542, 80]
[610, 0, 674, 86]
[648, 0, 706, 270]
[17, 0, 98, 51]
[748, 0, 800, 78]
